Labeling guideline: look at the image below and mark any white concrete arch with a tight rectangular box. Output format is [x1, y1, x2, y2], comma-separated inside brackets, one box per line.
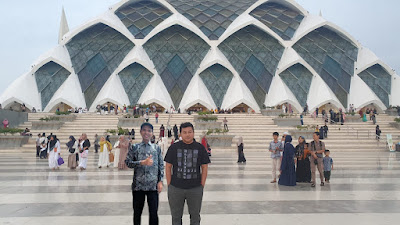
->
[307, 74, 344, 111]
[217, 13, 288, 47]
[349, 74, 387, 112]
[138, 75, 174, 110]
[44, 73, 86, 112]
[114, 45, 157, 76]
[60, 10, 137, 46]
[221, 76, 261, 113]
[141, 13, 211, 46]
[89, 73, 130, 111]
[179, 74, 217, 111]
[291, 14, 360, 49]
[196, 46, 238, 78]
[265, 75, 303, 113]
[356, 47, 395, 76]
[31, 45, 73, 74]
[0, 72, 41, 111]
[246, 0, 308, 16]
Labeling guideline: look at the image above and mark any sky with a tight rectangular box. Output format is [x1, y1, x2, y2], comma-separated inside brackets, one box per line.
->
[0, 0, 399, 96]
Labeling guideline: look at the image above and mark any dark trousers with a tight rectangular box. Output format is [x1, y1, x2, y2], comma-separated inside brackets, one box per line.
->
[224, 124, 228, 130]
[132, 191, 159, 225]
[324, 171, 331, 181]
[36, 146, 40, 157]
[168, 185, 204, 225]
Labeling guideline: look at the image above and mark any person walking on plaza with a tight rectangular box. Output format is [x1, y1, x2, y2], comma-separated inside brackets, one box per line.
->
[376, 125, 382, 141]
[323, 150, 334, 183]
[144, 113, 149, 123]
[78, 133, 90, 171]
[125, 123, 164, 225]
[94, 134, 100, 153]
[155, 112, 159, 124]
[173, 124, 179, 140]
[237, 136, 246, 163]
[269, 132, 283, 183]
[223, 117, 228, 131]
[39, 133, 48, 159]
[47, 135, 60, 170]
[66, 136, 78, 169]
[165, 122, 211, 225]
[98, 136, 112, 168]
[310, 132, 326, 187]
[118, 135, 129, 170]
[279, 135, 296, 186]
[295, 137, 311, 182]
[36, 134, 41, 157]
[159, 124, 165, 138]
[2, 118, 9, 128]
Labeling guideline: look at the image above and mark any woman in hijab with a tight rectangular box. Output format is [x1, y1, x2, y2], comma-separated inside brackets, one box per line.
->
[159, 124, 165, 138]
[117, 135, 130, 170]
[98, 136, 112, 168]
[279, 135, 296, 186]
[295, 137, 311, 182]
[237, 136, 246, 163]
[66, 136, 78, 169]
[78, 133, 91, 171]
[47, 135, 60, 170]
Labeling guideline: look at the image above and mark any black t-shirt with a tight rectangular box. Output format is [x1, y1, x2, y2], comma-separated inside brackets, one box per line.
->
[164, 140, 211, 189]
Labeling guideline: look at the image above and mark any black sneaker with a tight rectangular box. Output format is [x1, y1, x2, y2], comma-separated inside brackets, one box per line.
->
[311, 183, 316, 187]
[320, 182, 325, 186]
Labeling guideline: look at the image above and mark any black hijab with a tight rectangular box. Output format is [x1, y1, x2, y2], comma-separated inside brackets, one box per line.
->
[49, 135, 58, 149]
[66, 136, 76, 148]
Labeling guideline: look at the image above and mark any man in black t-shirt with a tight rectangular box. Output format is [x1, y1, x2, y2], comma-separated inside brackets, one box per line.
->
[164, 122, 211, 225]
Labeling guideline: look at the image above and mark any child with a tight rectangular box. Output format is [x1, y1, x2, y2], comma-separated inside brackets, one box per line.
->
[323, 150, 333, 183]
[376, 125, 381, 141]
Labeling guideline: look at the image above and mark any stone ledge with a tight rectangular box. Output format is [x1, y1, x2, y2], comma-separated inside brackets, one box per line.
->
[195, 122, 222, 130]
[118, 118, 144, 127]
[31, 121, 64, 130]
[261, 109, 283, 116]
[0, 136, 30, 149]
[273, 118, 301, 127]
[205, 135, 235, 148]
[288, 130, 315, 140]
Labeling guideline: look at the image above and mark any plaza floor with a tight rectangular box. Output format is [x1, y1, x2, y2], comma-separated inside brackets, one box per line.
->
[1, 149, 400, 225]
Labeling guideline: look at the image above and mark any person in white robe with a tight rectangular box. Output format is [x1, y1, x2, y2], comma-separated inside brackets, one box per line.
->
[98, 136, 112, 168]
[113, 138, 120, 168]
[78, 133, 91, 171]
[47, 135, 60, 170]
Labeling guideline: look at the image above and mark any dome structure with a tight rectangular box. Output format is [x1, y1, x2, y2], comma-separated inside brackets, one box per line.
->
[1, 0, 399, 113]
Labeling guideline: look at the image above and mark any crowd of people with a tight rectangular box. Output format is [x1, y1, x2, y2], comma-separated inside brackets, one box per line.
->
[269, 131, 333, 187]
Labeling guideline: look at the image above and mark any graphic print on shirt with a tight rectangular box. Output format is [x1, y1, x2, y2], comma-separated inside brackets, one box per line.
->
[177, 148, 198, 179]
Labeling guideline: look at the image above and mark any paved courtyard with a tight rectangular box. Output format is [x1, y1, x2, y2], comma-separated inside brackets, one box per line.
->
[1, 149, 400, 225]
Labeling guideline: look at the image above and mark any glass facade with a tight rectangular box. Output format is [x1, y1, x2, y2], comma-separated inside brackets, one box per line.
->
[218, 25, 285, 107]
[35, 61, 71, 110]
[293, 26, 358, 107]
[143, 25, 210, 108]
[118, 63, 154, 105]
[115, 1, 172, 39]
[358, 64, 391, 107]
[166, 0, 258, 40]
[199, 64, 234, 108]
[279, 63, 313, 107]
[66, 23, 135, 108]
[250, 2, 304, 40]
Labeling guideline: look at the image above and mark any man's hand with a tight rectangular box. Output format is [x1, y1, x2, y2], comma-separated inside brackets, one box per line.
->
[141, 155, 153, 166]
[157, 181, 163, 193]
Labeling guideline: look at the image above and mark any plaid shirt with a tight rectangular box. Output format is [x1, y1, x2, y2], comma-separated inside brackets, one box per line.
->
[125, 142, 164, 191]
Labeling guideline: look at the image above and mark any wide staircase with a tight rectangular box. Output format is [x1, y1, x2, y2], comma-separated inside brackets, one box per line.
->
[8, 112, 400, 155]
